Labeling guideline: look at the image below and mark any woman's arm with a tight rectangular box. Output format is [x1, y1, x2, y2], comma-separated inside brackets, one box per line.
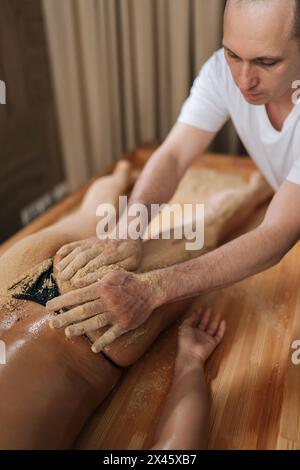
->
[151, 304, 225, 450]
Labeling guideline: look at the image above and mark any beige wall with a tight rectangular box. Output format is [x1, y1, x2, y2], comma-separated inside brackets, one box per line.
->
[43, 0, 241, 190]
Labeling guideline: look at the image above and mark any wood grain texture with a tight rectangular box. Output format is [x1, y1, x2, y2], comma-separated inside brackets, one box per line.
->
[2, 146, 299, 450]
[74, 152, 300, 450]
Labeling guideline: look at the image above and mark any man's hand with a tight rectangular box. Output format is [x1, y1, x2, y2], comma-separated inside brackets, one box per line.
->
[56, 237, 142, 285]
[47, 270, 163, 353]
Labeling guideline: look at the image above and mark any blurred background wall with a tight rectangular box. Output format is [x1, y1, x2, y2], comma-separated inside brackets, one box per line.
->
[0, 0, 243, 242]
[0, 0, 65, 242]
[43, 0, 242, 190]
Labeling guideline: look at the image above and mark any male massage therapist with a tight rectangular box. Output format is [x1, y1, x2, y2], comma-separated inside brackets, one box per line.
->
[47, 0, 300, 353]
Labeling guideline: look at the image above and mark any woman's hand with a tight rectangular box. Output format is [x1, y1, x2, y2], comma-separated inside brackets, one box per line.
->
[176, 302, 226, 366]
[55, 237, 142, 285]
[47, 270, 163, 353]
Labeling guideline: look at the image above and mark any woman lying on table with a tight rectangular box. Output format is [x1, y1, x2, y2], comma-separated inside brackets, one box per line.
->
[0, 160, 270, 449]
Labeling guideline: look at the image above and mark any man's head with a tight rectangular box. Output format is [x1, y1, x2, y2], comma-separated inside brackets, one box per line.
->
[223, 0, 300, 105]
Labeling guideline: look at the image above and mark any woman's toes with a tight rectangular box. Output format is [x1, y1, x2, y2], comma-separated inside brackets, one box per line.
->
[115, 160, 139, 186]
[115, 160, 132, 178]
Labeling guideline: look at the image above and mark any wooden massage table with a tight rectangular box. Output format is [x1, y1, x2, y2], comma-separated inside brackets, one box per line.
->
[1, 145, 300, 450]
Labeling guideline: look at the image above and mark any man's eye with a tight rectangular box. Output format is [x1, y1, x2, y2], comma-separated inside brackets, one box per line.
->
[259, 61, 277, 68]
[255, 60, 278, 67]
[227, 51, 239, 60]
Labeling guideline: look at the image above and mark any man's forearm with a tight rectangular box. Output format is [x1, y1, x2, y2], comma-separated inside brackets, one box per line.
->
[117, 147, 182, 238]
[148, 224, 288, 305]
[121, 124, 216, 236]
[129, 146, 183, 215]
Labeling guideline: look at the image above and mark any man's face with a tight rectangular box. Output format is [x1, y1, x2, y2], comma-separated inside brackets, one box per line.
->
[223, 0, 300, 105]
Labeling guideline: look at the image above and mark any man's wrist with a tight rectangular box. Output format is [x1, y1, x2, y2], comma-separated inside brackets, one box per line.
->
[138, 271, 166, 310]
[139, 269, 170, 308]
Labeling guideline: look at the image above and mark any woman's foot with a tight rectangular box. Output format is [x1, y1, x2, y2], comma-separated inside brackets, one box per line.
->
[79, 160, 139, 216]
[176, 301, 226, 366]
[114, 159, 140, 187]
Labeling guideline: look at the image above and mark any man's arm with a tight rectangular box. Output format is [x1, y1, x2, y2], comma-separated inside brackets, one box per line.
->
[47, 180, 299, 353]
[128, 122, 216, 214]
[149, 179, 300, 304]
[56, 122, 216, 279]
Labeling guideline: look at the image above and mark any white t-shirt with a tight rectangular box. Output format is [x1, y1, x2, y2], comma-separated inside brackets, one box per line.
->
[178, 48, 300, 191]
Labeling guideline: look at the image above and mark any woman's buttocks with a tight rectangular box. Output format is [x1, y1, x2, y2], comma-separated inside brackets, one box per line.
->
[0, 295, 121, 448]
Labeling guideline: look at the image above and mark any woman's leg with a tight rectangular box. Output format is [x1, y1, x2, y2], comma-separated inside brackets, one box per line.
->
[74, 171, 271, 367]
[0, 151, 184, 450]
[0, 161, 136, 290]
[205, 171, 273, 243]
[53, 171, 272, 368]
[0, 166, 268, 449]
[0, 161, 135, 449]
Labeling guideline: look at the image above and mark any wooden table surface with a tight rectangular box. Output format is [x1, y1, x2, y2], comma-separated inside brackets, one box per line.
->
[2, 146, 300, 450]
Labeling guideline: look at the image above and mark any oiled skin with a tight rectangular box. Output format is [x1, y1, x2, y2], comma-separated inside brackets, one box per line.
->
[0, 258, 190, 449]
[0, 166, 272, 449]
[0, 172, 191, 449]
[0, 299, 121, 449]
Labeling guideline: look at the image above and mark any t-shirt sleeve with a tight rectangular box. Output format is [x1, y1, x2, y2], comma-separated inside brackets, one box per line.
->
[178, 50, 230, 133]
[287, 159, 300, 186]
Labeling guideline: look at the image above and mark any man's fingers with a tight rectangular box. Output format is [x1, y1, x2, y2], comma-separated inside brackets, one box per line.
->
[118, 255, 140, 271]
[73, 265, 121, 288]
[72, 255, 137, 288]
[49, 299, 106, 329]
[73, 258, 133, 287]
[57, 241, 84, 258]
[46, 283, 101, 313]
[76, 251, 125, 277]
[65, 313, 110, 337]
[91, 324, 125, 353]
[214, 320, 226, 344]
[76, 241, 141, 277]
[59, 247, 102, 280]
[57, 247, 82, 271]
[72, 267, 113, 288]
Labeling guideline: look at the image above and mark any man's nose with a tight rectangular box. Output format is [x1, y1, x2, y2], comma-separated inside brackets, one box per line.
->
[237, 63, 259, 90]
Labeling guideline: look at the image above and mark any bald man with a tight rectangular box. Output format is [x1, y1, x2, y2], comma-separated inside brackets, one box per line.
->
[48, 0, 300, 352]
